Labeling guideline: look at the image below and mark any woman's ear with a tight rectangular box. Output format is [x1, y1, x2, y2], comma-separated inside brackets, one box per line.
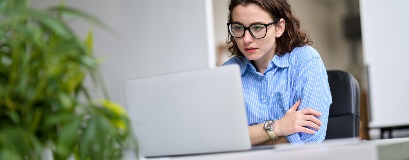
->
[275, 18, 286, 38]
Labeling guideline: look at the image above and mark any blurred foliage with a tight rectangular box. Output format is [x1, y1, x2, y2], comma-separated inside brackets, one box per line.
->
[0, 0, 136, 159]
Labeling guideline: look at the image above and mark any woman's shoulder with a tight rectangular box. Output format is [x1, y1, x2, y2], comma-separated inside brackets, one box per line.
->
[222, 56, 247, 66]
[290, 45, 320, 59]
[287, 45, 322, 64]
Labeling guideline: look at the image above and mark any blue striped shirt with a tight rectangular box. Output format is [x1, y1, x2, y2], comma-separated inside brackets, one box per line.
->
[223, 45, 332, 144]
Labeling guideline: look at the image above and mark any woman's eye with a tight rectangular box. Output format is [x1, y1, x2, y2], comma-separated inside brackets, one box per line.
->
[252, 25, 265, 31]
[233, 25, 244, 31]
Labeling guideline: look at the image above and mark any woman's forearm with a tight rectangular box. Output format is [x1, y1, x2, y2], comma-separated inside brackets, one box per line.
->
[248, 124, 289, 145]
[248, 124, 270, 145]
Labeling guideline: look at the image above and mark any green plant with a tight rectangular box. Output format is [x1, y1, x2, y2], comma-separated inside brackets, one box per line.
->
[0, 0, 136, 159]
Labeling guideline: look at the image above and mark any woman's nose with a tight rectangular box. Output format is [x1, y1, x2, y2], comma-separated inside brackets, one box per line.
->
[243, 30, 254, 43]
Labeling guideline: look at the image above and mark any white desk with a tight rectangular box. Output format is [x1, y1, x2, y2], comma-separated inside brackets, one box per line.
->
[141, 137, 409, 160]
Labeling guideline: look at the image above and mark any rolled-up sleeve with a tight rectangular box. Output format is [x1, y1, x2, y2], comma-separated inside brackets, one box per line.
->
[286, 57, 332, 144]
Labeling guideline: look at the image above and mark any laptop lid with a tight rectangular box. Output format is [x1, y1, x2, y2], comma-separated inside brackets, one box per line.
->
[123, 65, 251, 157]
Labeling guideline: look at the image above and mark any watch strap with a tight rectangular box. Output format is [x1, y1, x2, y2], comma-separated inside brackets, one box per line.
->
[263, 120, 278, 140]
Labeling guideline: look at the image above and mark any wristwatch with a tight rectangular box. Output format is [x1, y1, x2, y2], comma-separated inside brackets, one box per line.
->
[263, 120, 278, 140]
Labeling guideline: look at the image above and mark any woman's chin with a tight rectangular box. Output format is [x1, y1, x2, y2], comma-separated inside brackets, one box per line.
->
[244, 54, 261, 61]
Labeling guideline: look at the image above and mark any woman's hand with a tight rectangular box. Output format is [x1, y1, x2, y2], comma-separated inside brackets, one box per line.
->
[274, 99, 322, 136]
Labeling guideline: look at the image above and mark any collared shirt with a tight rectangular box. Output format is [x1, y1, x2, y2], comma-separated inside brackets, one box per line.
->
[223, 45, 332, 144]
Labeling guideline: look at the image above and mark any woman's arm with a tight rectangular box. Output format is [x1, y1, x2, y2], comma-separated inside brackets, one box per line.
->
[274, 99, 323, 137]
[249, 100, 322, 145]
[248, 123, 270, 145]
[284, 57, 332, 143]
[248, 123, 290, 145]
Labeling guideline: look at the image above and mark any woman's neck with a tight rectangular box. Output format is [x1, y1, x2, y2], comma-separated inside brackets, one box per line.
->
[252, 54, 275, 75]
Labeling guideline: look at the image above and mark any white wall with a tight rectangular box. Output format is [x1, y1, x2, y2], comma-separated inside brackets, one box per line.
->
[213, 0, 229, 46]
[360, 0, 409, 128]
[31, 0, 215, 106]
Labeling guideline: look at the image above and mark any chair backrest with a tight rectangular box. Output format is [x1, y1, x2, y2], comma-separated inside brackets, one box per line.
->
[325, 70, 360, 139]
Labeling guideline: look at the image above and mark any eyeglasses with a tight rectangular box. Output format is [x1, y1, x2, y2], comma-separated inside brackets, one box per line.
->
[227, 19, 280, 39]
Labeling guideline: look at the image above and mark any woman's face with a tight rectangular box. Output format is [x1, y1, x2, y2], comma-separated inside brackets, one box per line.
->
[231, 4, 284, 64]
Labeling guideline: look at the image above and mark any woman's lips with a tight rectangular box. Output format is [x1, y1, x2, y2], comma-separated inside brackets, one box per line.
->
[245, 47, 257, 53]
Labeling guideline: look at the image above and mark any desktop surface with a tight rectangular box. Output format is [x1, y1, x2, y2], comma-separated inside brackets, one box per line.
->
[142, 137, 409, 160]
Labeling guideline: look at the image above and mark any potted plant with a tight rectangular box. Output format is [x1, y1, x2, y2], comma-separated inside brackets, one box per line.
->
[0, 0, 136, 159]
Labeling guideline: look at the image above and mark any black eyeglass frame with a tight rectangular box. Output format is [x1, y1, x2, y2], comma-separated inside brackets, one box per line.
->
[227, 19, 280, 39]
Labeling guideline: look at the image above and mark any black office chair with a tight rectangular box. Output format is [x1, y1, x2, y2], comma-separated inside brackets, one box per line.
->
[325, 70, 360, 139]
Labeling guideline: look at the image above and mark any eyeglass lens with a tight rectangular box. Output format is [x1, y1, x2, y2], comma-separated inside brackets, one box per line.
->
[229, 24, 267, 38]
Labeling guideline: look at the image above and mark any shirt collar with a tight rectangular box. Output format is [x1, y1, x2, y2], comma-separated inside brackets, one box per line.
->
[237, 57, 250, 75]
[272, 53, 290, 68]
[238, 53, 290, 75]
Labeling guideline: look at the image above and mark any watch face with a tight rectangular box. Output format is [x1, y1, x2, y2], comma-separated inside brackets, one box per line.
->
[264, 120, 274, 131]
[269, 120, 275, 129]
[264, 120, 278, 139]
[263, 121, 269, 130]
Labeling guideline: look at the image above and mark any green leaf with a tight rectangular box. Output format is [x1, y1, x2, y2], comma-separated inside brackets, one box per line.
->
[58, 92, 73, 111]
[43, 113, 73, 130]
[0, 127, 42, 159]
[54, 116, 81, 160]
[0, 1, 135, 159]
[6, 8, 74, 40]
[48, 6, 115, 34]
[78, 116, 97, 160]
[85, 28, 94, 53]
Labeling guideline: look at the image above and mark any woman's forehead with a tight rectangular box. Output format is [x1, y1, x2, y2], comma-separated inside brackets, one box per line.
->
[231, 4, 273, 23]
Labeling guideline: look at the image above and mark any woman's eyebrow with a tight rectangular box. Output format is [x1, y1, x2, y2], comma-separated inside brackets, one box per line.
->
[231, 21, 243, 24]
[231, 21, 270, 25]
[249, 21, 268, 25]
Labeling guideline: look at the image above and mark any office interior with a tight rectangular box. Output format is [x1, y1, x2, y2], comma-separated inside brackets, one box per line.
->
[215, 0, 409, 140]
[27, 0, 409, 158]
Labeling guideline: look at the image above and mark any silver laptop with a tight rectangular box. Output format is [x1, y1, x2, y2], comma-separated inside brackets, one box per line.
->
[123, 65, 251, 157]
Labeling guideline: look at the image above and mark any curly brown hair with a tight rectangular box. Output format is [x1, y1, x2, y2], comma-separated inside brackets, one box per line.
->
[227, 0, 312, 57]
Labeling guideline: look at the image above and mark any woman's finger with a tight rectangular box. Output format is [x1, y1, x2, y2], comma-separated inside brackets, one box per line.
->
[301, 120, 320, 130]
[300, 108, 322, 117]
[289, 99, 301, 111]
[296, 126, 315, 134]
[302, 115, 322, 126]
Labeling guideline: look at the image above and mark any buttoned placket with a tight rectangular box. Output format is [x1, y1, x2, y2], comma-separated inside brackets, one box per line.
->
[261, 76, 268, 104]
[261, 62, 275, 106]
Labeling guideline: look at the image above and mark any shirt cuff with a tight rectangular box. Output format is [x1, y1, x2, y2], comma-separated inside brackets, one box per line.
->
[286, 133, 305, 144]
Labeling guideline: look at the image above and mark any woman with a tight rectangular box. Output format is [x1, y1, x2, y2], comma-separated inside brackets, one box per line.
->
[223, 0, 332, 145]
